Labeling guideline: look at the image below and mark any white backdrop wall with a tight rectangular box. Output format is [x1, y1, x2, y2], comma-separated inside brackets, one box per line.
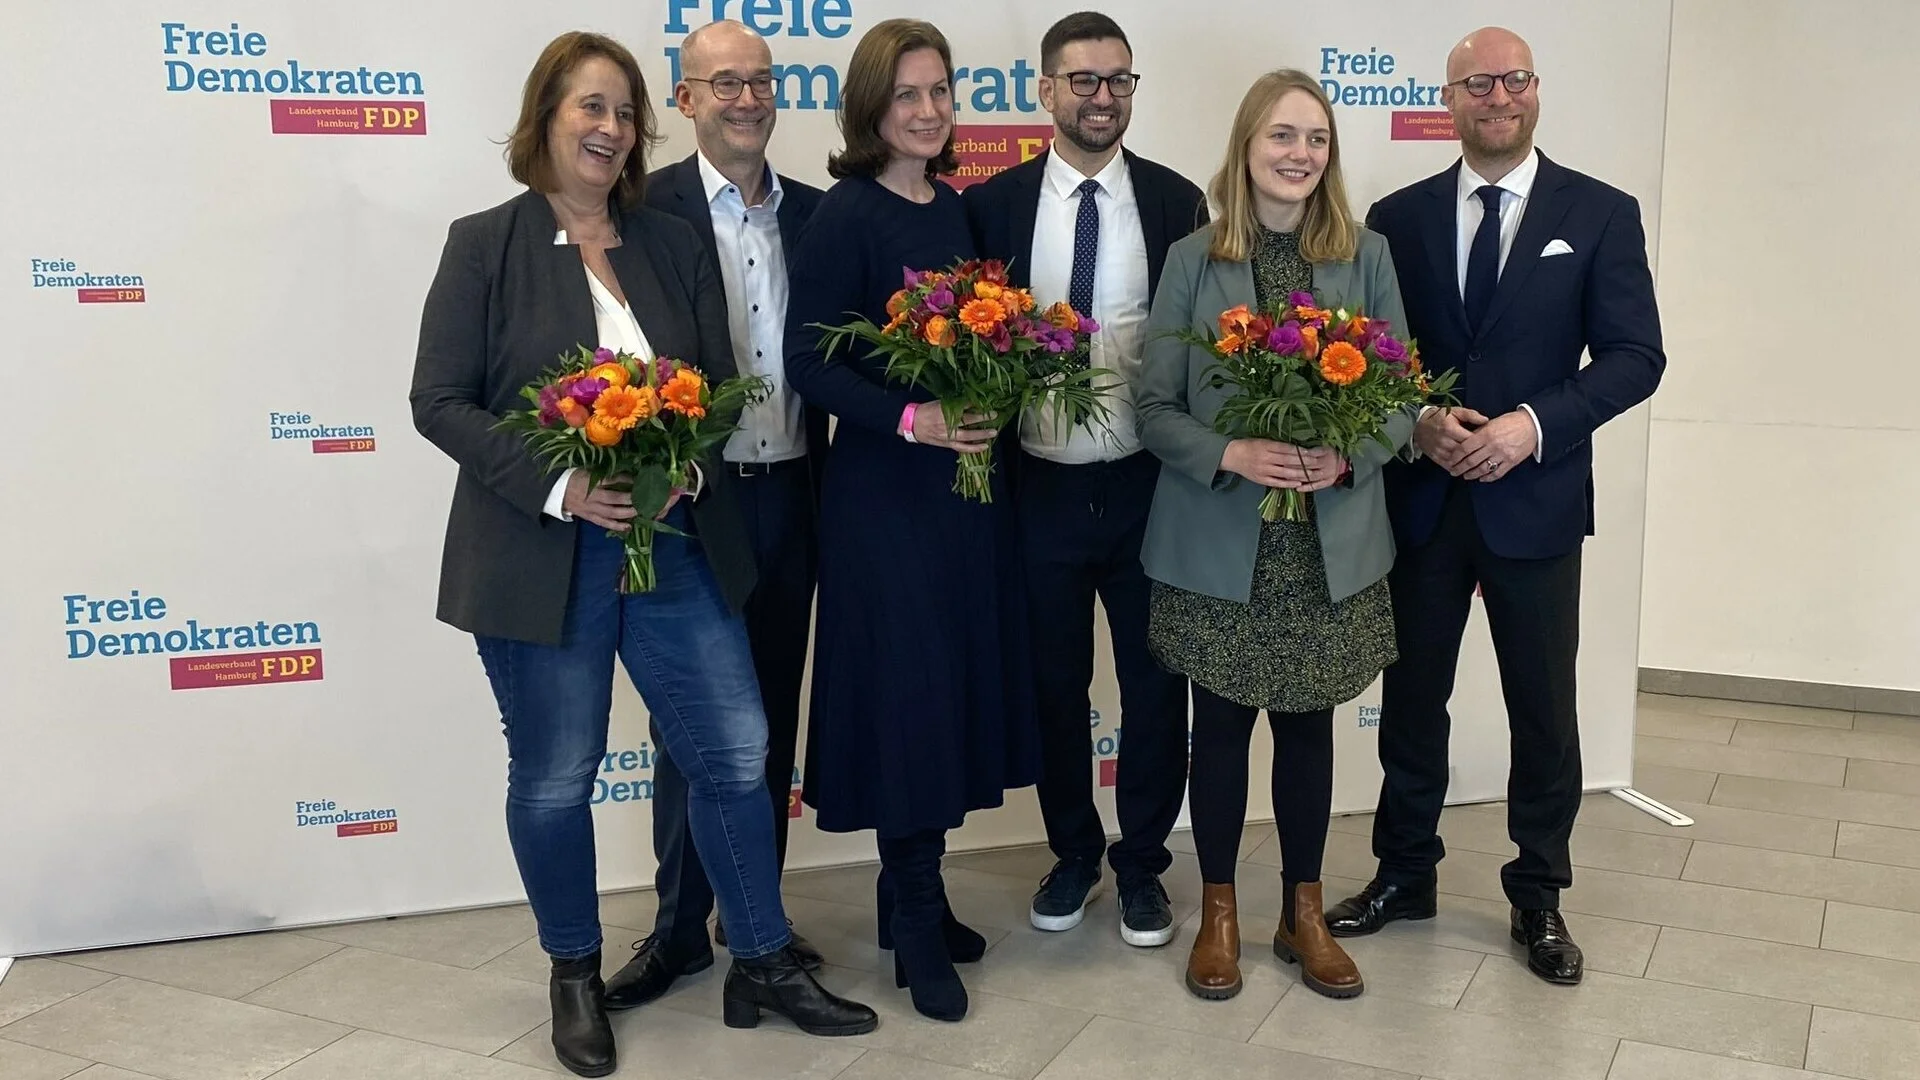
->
[1642, 0, 1920, 694]
[0, 0, 1668, 956]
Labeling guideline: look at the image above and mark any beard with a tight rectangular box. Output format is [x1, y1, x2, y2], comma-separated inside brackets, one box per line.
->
[1056, 102, 1126, 155]
[1459, 108, 1537, 160]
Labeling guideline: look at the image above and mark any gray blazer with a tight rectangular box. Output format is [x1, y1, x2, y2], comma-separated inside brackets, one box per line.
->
[410, 190, 755, 647]
[1137, 225, 1415, 605]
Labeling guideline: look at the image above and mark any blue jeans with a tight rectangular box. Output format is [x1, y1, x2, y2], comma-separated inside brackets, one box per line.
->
[475, 506, 792, 961]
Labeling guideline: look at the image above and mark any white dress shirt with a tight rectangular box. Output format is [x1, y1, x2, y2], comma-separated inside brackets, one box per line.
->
[1455, 148, 1544, 459]
[542, 230, 662, 521]
[1021, 149, 1151, 464]
[698, 152, 805, 464]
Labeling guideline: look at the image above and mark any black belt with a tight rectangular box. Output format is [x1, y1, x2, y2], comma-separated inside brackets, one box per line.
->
[730, 457, 808, 477]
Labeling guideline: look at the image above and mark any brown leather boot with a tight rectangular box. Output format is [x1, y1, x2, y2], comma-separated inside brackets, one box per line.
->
[1273, 881, 1364, 998]
[1185, 883, 1242, 1000]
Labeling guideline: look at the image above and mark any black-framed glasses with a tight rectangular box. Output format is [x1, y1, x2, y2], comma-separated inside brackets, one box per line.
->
[1449, 69, 1535, 97]
[685, 75, 777, 101]
[1054, 71, 1140, 97]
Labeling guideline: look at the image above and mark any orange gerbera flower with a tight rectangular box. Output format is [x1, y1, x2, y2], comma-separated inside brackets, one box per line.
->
[973, 280, 1005, 302]
[585, 414, 625, 447]
[1004, 287, 1037, 314]
[593, 384, 655, 429]
[1043, 301, 1080, 330]
[1216, 332, 1246, 355]
[556, 397, 589, 428]
[1293, 304, 1332, 324]
[1299, 324, 1322, 359]
[886, 290, 911, 317]
[959, 298, 1007, 336]
[923, 315, 957, 347]
[588, 361, 631, 388]
[1218, 304, 1254, 337]
[660, 370, 705, 418]
[1319, 341, 1367, 386]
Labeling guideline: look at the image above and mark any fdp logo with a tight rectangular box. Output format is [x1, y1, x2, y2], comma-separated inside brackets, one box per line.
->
[945, 126, 1054, 191]
[30, 258, 147, 304]
[61, 588, 324, 690]
[1317, 45, 1455, 142]
[296, 799, 398, 838]
[160, 21, 428, 136]
[270, 412, 376, 454]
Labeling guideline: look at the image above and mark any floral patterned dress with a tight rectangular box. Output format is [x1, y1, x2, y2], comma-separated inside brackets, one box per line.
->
[1147, 228, 1398, 713]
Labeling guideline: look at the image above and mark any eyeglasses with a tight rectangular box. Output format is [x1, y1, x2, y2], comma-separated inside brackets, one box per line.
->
[1449, 70, 1535, 97]
[685, 75, 777, 101]
[1053, 71, 1140, 98]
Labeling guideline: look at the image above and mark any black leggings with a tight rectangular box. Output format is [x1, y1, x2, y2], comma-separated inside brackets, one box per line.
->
[1189, 683, 1336, 888]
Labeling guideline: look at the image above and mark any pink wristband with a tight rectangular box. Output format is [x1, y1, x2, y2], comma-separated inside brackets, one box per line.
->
[900, 402, 919, 443]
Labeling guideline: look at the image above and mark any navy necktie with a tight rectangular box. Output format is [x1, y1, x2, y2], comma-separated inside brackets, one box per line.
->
[1463, 184, 1505, 332]
[1068, 178, 1101, 318]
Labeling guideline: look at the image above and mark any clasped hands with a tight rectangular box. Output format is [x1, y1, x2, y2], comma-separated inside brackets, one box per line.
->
[1413, 407, 1537, 482]
[562, 471, 685, 531]
[1221, 440, 1348, 492]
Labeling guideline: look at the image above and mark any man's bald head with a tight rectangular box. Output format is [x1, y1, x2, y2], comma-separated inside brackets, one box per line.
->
[1442, 26, 1540, 174]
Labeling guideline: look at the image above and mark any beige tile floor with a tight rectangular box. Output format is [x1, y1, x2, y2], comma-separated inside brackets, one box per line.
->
[7, 694, 1920, 1079]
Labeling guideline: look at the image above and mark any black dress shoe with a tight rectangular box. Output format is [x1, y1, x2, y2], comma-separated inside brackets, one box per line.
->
[1511, 908, 1584, 985]
[1323, 877, 1438, 938]
[604, 934, 715, 1011]
[721, 947, 879, 1036]
[549, 953, 616, 1078]
[713, 919, 824, 972]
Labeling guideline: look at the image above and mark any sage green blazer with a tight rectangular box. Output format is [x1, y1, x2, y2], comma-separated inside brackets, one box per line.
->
[1137, 225, 1415, 605]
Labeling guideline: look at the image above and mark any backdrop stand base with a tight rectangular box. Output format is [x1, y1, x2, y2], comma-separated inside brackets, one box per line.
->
[1611, 787, 1693, 826]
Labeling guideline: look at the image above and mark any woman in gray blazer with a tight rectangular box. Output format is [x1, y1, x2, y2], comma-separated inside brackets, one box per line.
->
[410, 32, 874, 1076]
[1136, 70, 1414, 1005]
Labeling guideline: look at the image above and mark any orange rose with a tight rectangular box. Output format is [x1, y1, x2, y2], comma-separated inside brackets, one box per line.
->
[886, 290, 911, 317]
[1043, 301, 1080, 330]
[1218, 304, 1254, 337]
[1319, 341, 1367, 386]
[588, 361, 630, 388]
[661, 370, 706, 419]
[585, 414, 624, 447]
[958, 297, 1007, 336]
[1299, 324, 1321, 359]
[556, 397, 589, 428]
[973, 280, 1004, 302]
[923, 315, 956, 347]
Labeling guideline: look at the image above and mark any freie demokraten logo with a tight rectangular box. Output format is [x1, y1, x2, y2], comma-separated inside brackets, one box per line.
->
[1318, 45, 1456, 142]
[296, 799, 398, 839]
[63, 589, 324, 691]
[1089, 708, 1120, 788]
[271, 412, 376, 454]
[29, 258, 146, 304]
[161, 21, 426, 136]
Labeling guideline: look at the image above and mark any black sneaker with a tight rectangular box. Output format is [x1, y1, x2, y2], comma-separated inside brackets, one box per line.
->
[1116, 874, 1175, 947]
[1030, 858, 1102, 932]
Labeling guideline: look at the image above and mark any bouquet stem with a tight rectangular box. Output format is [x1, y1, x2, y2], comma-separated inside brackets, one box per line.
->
[1259, 488, 1309, 522]
[953, 449, 997, 503]
[618, 523, 658, 594]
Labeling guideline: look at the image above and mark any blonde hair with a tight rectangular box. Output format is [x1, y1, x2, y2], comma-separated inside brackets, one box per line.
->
[1206, 69, 1357, 264]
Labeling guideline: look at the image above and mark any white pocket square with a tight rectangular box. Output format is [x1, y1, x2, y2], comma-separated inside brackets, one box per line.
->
[1540, 239, 1575, 257]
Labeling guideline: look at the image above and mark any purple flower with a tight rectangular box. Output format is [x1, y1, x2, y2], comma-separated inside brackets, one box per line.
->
[653, 356, 676, 386]
[924, 286, 955, 313]
[1268, 321, 1305, 354]
[1078, 315, 1100, 335]
[1288, 290, 1317, 309]
[593, 347, 616, 365]
[1373, 335, 1408, 363]
[567, 376, 608, 407]
[537, 383, 564, 426]
[903, 266, 924, 288]
[989, 323, 1014, 354]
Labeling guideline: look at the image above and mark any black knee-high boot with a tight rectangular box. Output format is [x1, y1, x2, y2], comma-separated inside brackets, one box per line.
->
[876, 866, 987, 963]
[878, 829, 968, 1021]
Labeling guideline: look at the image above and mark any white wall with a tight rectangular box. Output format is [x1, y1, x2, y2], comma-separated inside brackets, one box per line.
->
[1642, 0, 1920, 692]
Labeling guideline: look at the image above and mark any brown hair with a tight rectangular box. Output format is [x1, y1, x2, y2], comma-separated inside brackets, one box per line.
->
[505, 32, 659, 209]
[1206, 69, 1357, 265]
[828, 19, 960, 180]
[1040, 11, 1132, 74]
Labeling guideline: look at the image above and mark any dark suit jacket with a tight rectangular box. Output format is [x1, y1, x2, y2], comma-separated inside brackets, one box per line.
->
[411, 189, 755, 646]
[961, 147, 1210, 301]
[1368, 151, 1666, 560]
[644, 153, 829, 494]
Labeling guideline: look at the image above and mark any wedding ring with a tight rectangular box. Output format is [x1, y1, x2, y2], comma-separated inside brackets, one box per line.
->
[1483, 459, 1496, 473]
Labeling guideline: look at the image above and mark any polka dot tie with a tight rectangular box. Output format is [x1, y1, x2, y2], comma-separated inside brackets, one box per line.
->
[1068, 178, 1101, 319]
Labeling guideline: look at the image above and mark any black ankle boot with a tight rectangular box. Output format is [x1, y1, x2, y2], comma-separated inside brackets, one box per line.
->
[876, 869, 988, 963]
[549, 952, 615, 1077]
[721, 948, 878, 1036]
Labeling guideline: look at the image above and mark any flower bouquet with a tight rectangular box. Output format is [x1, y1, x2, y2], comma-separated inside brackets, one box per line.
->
[1178, 291, 1458, 521]
[809, 258, 1109, 502]
[496, 345, 768, 592]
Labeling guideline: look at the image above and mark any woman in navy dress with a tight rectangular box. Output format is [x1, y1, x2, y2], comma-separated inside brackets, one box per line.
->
[783, 18, 1039, 1023]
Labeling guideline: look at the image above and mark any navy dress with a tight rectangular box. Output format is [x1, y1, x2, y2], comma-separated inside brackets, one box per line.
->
[784, 175, 1040, 836]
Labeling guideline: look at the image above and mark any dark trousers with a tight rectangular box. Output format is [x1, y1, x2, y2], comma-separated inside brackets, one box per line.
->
[651, 459, 816, 958]
[1188, 685, 1335, 888]
[1373, 480, 1583, 910]
[1018, 450, 1190, 881]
